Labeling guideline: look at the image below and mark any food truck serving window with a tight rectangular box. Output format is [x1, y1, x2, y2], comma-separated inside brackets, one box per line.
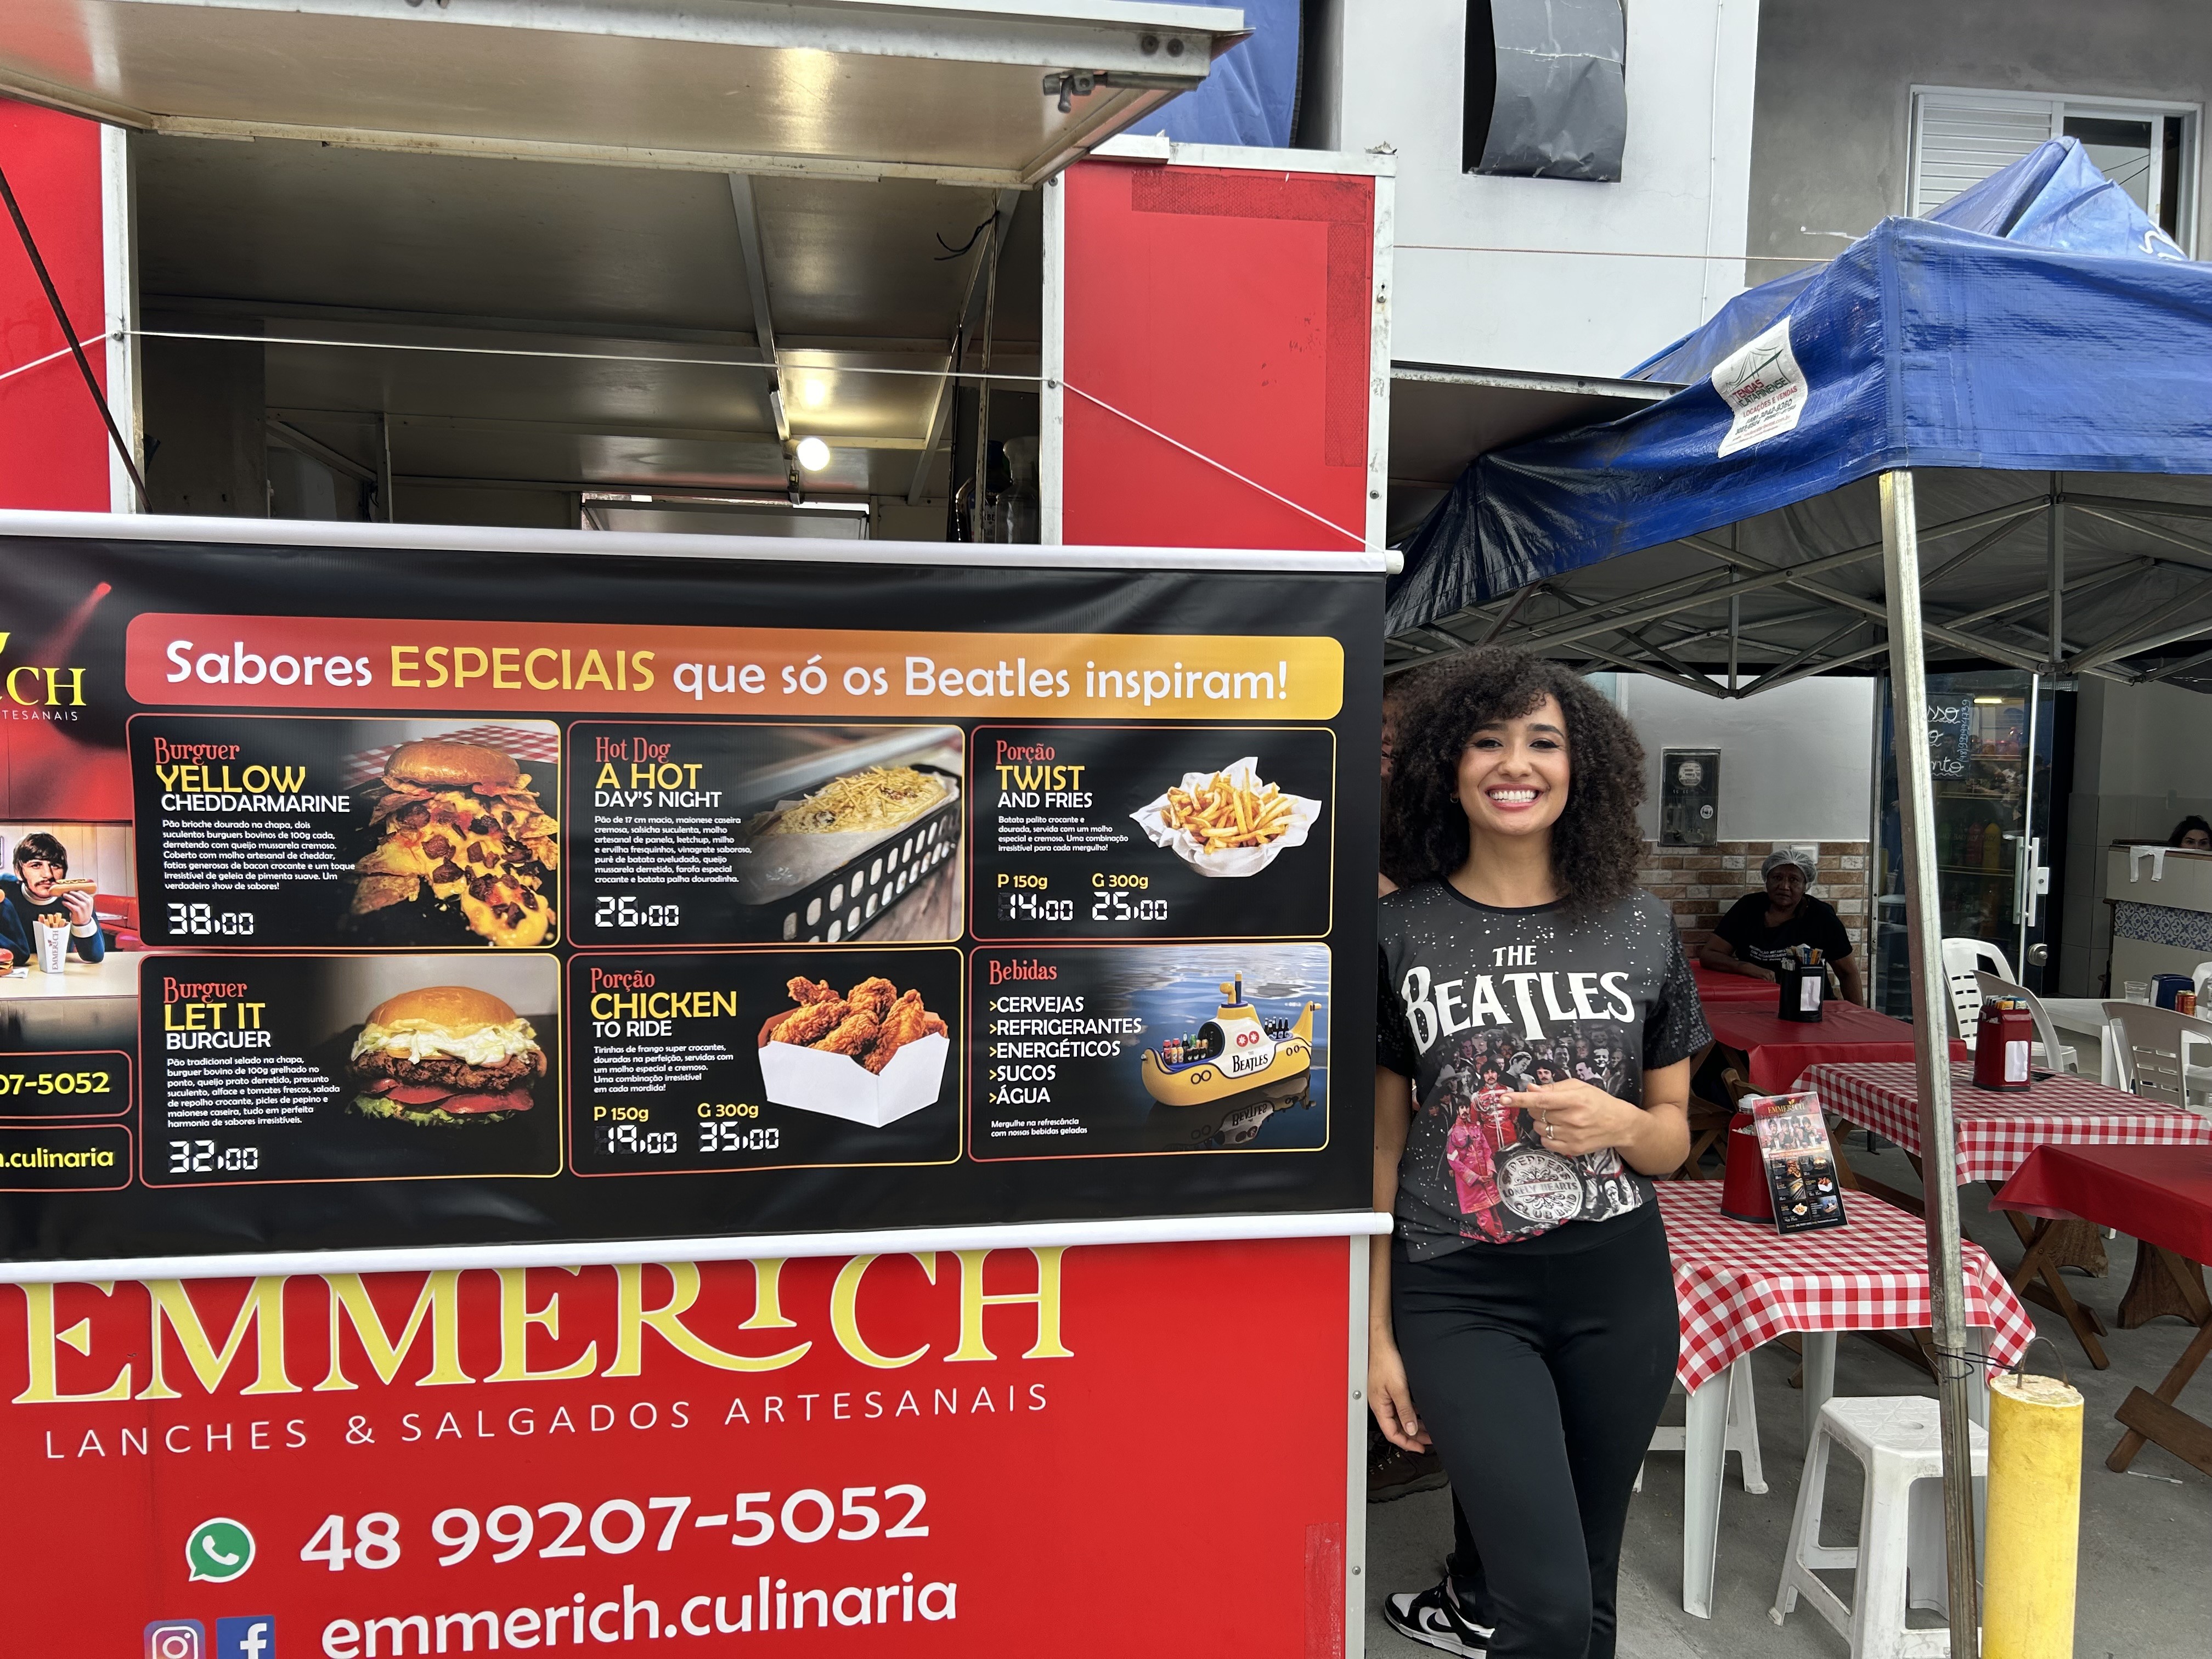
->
[0, 0, 1249, 185]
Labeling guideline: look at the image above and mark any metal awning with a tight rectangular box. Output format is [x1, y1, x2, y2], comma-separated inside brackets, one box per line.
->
[1386, 362, 1671, 544]
[0, 0, 1245, 185]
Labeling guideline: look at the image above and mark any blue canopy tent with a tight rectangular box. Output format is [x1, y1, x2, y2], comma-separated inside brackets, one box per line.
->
[1387, 139, 2212, 700]
[1384, 140, 2212, 1648]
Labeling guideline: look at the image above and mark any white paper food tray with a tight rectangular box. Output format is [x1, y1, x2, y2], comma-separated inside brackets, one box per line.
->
[757, 1031, 949, 1128]
[1131, 756, 1323, 879]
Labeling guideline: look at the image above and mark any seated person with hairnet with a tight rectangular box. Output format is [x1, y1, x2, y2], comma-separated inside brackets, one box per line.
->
[1699, 849, 1863, 1005]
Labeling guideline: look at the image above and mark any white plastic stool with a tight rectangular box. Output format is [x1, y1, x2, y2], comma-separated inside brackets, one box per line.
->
[1639, 1353, 1764, 1494]
[1770, 1396, 1988, 1658]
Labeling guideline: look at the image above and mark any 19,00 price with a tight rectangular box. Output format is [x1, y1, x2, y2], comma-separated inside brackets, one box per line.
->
[300, 1487, 929, 1571]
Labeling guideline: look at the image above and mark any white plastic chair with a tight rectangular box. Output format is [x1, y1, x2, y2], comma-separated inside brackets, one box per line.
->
[1971, 972, 2079, 1074]
[2101, 1001, 2212, 1117]
[1939, 938, 2012, 1046]
[2194, 960, 2212, 1008]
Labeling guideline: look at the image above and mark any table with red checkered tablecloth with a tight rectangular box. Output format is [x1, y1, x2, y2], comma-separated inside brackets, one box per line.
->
[1655, 1180, 2032, 1618]
[1658, 1179, 2034, 1393]
[1800, 1060, 2212, 1186]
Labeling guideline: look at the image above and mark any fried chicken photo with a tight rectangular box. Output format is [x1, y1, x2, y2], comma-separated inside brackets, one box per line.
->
[769, 998, 849, 1046]
[864, 990, 947, 1073]
[812, 1009, 882, 1057]
[761, 974, 948, 1071]
[845, 976, 900, 1021]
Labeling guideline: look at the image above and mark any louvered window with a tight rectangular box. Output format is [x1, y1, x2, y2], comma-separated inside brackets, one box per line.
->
[1910, 87, 2200, 249]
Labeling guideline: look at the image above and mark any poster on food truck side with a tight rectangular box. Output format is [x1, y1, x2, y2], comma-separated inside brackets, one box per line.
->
[0, 533, 1377, 1263]
[0, 1239, 1354, 1657]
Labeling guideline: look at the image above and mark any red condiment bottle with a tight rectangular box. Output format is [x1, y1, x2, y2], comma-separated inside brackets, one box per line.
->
[1971, 998, 2035, 1091]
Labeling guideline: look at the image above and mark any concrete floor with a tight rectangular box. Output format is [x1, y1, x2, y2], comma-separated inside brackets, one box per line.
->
[1363, 1139, 2212, 1657]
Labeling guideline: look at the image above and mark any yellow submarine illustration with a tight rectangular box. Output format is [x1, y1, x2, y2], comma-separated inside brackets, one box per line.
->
[1141, 974, 1318, 1107]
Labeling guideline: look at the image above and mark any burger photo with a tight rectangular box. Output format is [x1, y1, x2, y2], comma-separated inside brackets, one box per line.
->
[352, 738, 560, 947]
[348, 985, 545, 1125]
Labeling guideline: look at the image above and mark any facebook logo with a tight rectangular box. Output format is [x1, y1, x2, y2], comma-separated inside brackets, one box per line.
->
[216, 1617, 276, 1659]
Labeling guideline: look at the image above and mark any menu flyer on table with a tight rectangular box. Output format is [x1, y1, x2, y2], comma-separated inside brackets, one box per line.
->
[0, 536, 1379, 1261]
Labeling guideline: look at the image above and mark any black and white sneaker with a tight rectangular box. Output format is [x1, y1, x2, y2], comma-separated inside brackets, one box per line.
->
[1381, 1581, 1492, 1657]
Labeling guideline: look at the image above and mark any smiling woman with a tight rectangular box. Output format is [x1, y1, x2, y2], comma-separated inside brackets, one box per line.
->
[1369, 646, 1705, 1659]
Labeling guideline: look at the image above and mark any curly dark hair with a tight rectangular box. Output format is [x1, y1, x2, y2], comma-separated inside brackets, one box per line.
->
[1381, 648, 1646, 911]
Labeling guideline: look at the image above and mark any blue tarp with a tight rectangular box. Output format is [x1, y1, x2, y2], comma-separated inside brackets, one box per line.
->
[1388, 139, 2206, 633]
[1144, 0, 1299, 149]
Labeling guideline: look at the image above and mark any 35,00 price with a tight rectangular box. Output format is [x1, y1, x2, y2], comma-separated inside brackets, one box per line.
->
[301, 1488, 929, 1571]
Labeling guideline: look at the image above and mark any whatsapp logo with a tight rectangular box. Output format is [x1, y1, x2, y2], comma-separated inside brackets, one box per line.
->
[186, 1517, 256, 1583]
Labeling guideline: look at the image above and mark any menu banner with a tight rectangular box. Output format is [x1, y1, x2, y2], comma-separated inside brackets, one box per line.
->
[126, 617, 1346, 719]
[0, 1238, 1353, 1657]
[0, 532, 1377, 1264]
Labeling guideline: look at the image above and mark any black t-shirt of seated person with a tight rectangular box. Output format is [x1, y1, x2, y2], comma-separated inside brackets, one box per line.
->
[1378, 882, 1709, 1259]
[1712, 891, 1853, 972]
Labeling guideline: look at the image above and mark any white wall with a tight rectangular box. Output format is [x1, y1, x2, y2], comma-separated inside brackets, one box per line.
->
[1312, 0, 1760, 376]
[2059, 676, 2212, 994]
[1616, 673, 1876, 842]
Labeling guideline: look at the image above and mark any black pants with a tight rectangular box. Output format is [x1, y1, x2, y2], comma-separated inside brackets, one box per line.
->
[1392, 1205, 1677, 1659]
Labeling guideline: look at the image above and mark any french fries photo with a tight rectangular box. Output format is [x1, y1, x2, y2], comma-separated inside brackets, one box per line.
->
[1160, 774, 1298, 850]
[1134, 757, 1323, 879]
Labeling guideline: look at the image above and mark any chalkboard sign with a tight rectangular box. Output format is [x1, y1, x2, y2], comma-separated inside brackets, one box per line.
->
[1926, 695, 1974, 779]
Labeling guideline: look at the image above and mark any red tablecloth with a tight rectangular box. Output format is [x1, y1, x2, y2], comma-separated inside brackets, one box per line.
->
[1690, 963, 1779, 1006]
[1803, 1061, 2212, 1185]
[1994, 1144, 2212, 1264]
[1658, 1181, 2034, 1393]
[1703, 1001, 1966, 1093]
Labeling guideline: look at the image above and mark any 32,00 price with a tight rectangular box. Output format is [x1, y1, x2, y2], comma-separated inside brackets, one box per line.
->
[168, 1139, 260, 1173]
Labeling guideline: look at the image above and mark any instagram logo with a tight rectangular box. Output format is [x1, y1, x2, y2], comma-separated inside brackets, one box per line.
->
[146, 1621, 206, 1659]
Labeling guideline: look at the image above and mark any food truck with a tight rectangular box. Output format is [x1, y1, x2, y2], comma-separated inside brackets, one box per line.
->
[0, 5, 1395, 1653]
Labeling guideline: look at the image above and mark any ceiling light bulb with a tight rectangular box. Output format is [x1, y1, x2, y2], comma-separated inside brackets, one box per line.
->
[795, 436, 831, 472]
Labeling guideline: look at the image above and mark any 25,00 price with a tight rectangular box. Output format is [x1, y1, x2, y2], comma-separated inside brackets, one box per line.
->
[301, 1487, 929, 1571]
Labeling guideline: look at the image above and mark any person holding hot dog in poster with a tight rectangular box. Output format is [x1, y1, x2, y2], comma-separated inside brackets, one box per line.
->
[0, 832, 106, 968]
[1370, 648, 1706, 1659]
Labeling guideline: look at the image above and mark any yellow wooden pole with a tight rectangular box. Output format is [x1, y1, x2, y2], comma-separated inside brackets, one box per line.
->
[1983, 1372, 2084, 1659]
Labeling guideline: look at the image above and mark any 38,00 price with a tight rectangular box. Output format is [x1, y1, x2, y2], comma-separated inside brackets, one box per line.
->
[301, 1487, 929, 1571]
[595, 895, 681, 929]
[167, 902, 255, 936]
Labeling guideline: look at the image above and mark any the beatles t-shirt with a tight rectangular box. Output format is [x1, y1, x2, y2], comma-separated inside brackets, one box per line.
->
[1377, 881, 1710, 1259]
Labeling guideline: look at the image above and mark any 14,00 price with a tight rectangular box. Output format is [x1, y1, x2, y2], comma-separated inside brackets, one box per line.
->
[301, 1487, 929, 1570]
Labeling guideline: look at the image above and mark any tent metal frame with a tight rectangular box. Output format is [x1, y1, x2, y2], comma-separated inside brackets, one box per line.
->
[1385, 481, 2212, 693]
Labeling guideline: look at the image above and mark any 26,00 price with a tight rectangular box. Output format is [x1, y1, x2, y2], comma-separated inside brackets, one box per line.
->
[167, 902, 255, 936]
[301, 1487, 930, 1571]
[595, 895, 681, 929]
[168, 1139, 260, 1173]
